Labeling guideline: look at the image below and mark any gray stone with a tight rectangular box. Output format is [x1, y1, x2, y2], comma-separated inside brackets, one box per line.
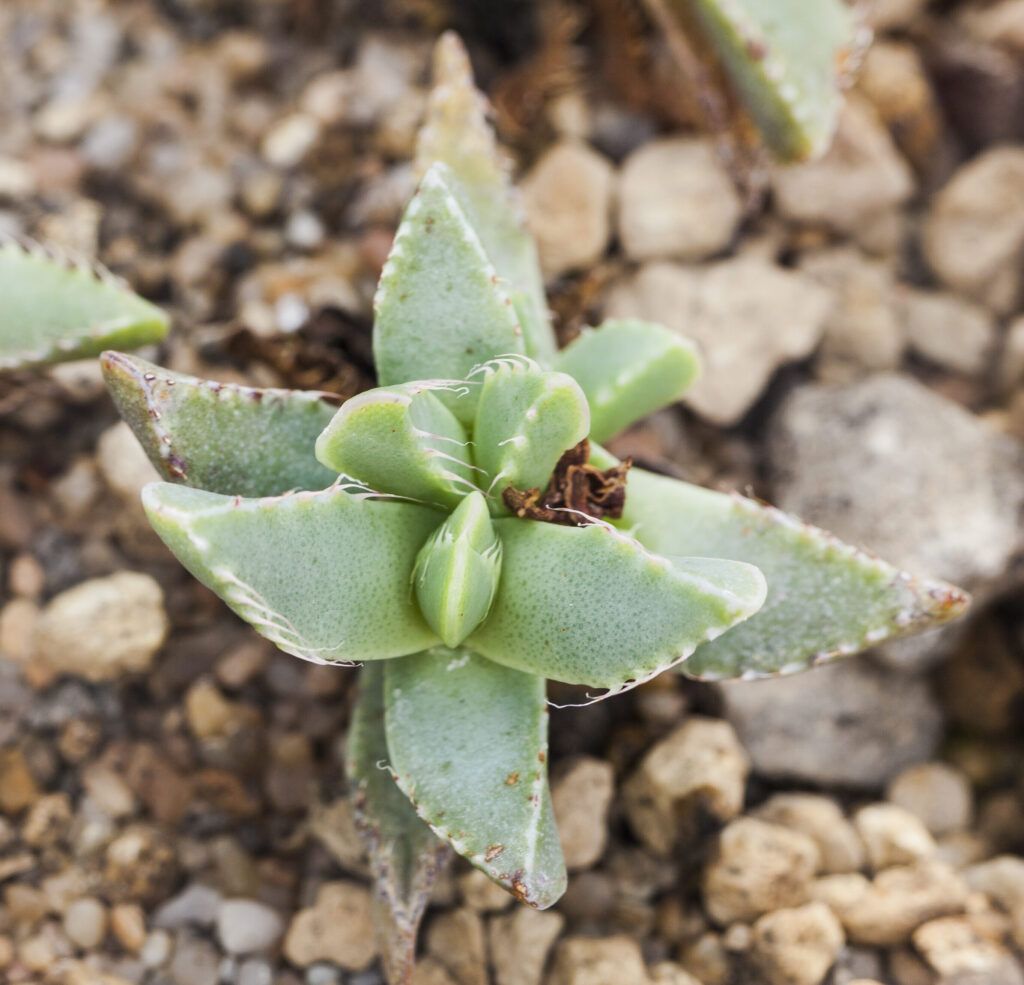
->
[216, 899, 284, 955]
[153, 883, 223, 930]
[769, 374, 1024, 589]
[617, 137, 741, 262]
[169, 931, 220, 985]
[719, 657, 942, 788]
[604, 258, 830, 426]
[897, 286, 997, 376]
[237, 958, 274, 985]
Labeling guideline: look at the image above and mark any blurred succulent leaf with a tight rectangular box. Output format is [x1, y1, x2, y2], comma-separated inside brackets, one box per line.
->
[619, 466, 971, 680]
[467, 518, 766, 691]
[373, 163, 525, 386]
[663, 0, 860, 162]
[472, 357, 590, 499]
[413, 492, 503, 647]
[0, 240, 168, 371]
[348, 663, 450, 985]
[102, 351, 338, 497]
[555, 319, 700, 443]
[384, 647, 566, 908]
[416, 32, 556, 365]
[316, 383, 477, 509]
[142, 482, 441, 663]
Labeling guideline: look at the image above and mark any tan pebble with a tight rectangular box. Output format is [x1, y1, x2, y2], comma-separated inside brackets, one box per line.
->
[426, 907, 487, 985]
[458, 868, 513, 913]
[0, 598, 40, 663]
[19, 932, 55, 971]
[750, 902, 845, 985]
[854, 803, 937, 870]
[0, 747, 40, 814]
[63, 897, 108, 950]
[110, 903, 147, 952]
[22, 792, 71, 846]
[0, 936, 10, 967]
[679, 932, 730, 985]
[887, 762, 974, 835]
[412, 957, 460, 985]
[754, 793, 866, 874]
[648, 962, 704, 985]
[546, 935, 650, 985]
[282, 881, 376, 969]
[8, 555, 44, 599]
[487, 906, 563, 985]
[551, 756, 615, 869]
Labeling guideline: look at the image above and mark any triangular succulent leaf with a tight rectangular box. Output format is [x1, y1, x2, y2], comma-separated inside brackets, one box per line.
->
[467, 518, 766, 691]
[142, 482, 442, 662]
[414, 492, 503, 647]
[619, 466, 971, 680]
[668, 0, 859, 162]
[471, 357, 590, 502]
[1, 240, 168, 371]
[555, 319, 701, 443]
[102, 351, 338, 496]
[315, 383, 477, 509]
[348, 663, 450, 984]
[416, 33, 556, 366]
[373, 163, 526, 386]
[383, 647, 566, 908]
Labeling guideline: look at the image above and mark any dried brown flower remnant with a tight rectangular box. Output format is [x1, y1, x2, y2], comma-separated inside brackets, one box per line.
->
[502, 439, 632, 526]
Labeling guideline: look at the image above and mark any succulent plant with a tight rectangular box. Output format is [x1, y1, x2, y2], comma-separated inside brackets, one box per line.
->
[103, 33, 967, 981]
[0, 237, 168, 372]
[651, 0, 867, 162]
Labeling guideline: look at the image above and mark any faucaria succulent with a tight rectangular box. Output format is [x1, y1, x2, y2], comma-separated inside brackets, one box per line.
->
[103, 33, 967, 981]
[0, 237, 168, 372]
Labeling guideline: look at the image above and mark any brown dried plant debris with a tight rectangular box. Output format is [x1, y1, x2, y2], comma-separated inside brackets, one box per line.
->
[502, 439, 632, 526]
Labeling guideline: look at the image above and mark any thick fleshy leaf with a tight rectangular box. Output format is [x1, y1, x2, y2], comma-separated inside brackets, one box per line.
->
[619, 466, 971, 680]
[315, 383, 477, 509]
[468, 518, 766, 691]
[102, 351, 338, 496]
[555, 319, 700, 443]
[472, 357, 590, 500]
[384, 648, 566, 908]
[142, 482, 442, 662]
[348, 664, 450, 984]
[416, 33, 556, 366]
[372, 163, 526, 386]
[1, 239, 168, 371]
[414, 493, 503, 648]
[667, 0, 859, 162]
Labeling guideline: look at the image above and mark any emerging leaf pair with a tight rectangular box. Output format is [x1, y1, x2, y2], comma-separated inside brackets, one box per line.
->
[102, 32, 966, 982]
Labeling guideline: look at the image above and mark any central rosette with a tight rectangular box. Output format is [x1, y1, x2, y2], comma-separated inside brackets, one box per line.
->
[314, 354, 598, 646]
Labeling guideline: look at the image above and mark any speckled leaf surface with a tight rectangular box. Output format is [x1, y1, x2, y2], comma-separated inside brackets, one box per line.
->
[102, 351, 338, 497]
[315, 383, 476, 509]
[676, 0, 859, 162]
[416, 33, 555, 366]
[348, 663, 450, 985]
[620, 467, 971, 680]
[1, 240, 168, 371]
[373, 164, 525, 386]
[472, 358, 590, 499]
[468, 518, 766, 691]
[142, 482, 442, 663]
[555, 319, 700, 443]
[384, 648, 566, 908]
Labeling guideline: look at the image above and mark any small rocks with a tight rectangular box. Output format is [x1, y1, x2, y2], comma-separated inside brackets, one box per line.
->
[754, 794, 865, 874]
[282, 881, 376, 970]
[617, 138, 741, 261]
[913, 915, 1024, 983]
[153, 883, 223, 930]
[425, 908, 487, 985]
[109, 904, 146, 952]
[96, 422, 160, 502]
[261, 113, 321, 169]
[750, 902, 845, 985]
[886, 762, 974, 835]
[169, 930, 220, 985]
[854, 804, 938, 871]
[623, 716, 749, 856]
[897, 286, 997, 376]
[604, 258, 831, 426]
[33, 572, 168, 682]
[216, 899, 284, 955]
[702, 818, 819, 925]
[922, 146, 1024, 312]
[551, 757, 615, 870]
[0, 747, 41, 814]
[184, 678, 259, 739]
[521, 140, 614, 280]
[63, 897, 109, 950]
[546, 936, 650, 985]
[103, 825, 180, 905]
[962, 855, 1024, 912]
[487, 908, 563, 985]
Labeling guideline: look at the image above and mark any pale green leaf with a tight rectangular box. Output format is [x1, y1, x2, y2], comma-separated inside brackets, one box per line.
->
[384, 648, 566, 908]
[101, 351, 338, 496]
[416, 33, 556, 365]
[555, 319, 701, 443]
[619, 466, 971, 680]
[668, 0, 859, 162]
[348, 663, 450, 984]
[142, 482, 442, 663]
[468, 518, 766, 691]
[0, 240, 168, 371]
[373, 163, 526, 386]
[414, 492, 503, 648]
[471, 357, 589, 500]
[315, 383, 477, 509]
